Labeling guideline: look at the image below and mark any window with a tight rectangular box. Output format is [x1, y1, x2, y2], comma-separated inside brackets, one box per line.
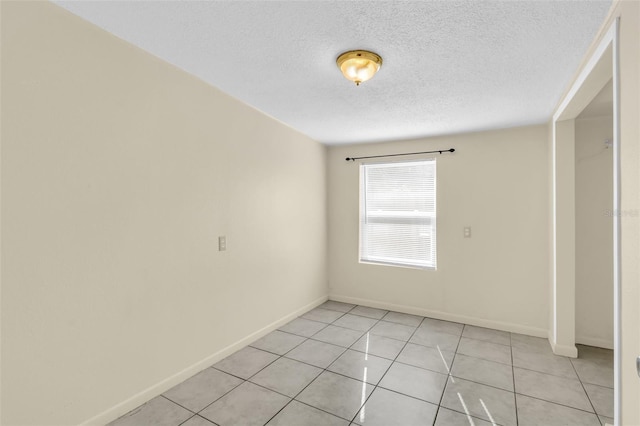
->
[359, 159, 436, 269]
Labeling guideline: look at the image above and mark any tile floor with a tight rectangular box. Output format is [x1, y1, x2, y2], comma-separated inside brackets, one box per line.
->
[110, 301, 614, 426]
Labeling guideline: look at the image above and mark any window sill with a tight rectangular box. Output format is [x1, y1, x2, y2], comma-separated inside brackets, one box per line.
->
[359, 260, 437, 271]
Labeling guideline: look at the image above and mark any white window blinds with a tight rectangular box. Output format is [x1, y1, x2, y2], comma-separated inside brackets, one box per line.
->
[359, 159, 436, 269]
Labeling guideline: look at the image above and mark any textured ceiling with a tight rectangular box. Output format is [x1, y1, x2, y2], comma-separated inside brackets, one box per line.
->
[54, 1, 612, 145]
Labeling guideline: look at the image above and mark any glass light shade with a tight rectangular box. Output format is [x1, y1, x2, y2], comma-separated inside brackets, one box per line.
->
[336, 50, 382, 86]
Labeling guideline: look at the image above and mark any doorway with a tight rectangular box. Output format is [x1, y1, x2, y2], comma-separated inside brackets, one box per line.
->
[575, 80, 614, 350]
[551, 19, 620, 424]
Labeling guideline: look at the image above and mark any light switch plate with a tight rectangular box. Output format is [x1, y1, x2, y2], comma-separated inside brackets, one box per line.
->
[218, 236, 226, 251]
[464, 227, 471, 238]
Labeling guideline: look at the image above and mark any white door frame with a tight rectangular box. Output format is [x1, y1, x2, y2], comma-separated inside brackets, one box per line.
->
[551, 18, 620, 424]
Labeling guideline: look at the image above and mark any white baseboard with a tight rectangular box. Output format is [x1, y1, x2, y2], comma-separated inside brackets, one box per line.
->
[81, 295, 328, 425]
[576, 335, 614, 350]
[550, 340, 579, 358]
[329, 294, 548, 338]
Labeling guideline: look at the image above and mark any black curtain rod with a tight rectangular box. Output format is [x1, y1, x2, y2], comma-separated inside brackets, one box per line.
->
[345, 148, 455, 162]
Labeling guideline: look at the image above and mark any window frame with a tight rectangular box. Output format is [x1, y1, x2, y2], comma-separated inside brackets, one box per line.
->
[358, 158, 437, 270]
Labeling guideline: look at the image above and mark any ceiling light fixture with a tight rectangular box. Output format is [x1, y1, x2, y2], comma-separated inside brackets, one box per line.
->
[336, 50, 382, 86]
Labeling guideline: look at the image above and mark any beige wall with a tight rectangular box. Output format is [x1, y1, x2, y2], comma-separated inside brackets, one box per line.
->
[575, 115, 614, 349]
[0, 2, 327, 425]
[553, 118, 578, 356]
[619, 1, 640, 423]
[328, 125, 549, 336]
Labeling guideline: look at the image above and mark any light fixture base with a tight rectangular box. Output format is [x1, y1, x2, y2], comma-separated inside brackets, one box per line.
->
[336, 50, 382, 86]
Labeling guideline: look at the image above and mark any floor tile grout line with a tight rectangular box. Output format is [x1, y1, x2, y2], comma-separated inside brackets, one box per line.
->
[196, 366, 270, 417]
[345, 345, 404, 361]
[210, 349, 281, 383]
[119, 385, 228, 425]
[281, 319, 454, 346]
[333, 314, 383, 329]
[283, 399, 353, 423]
[316, 301, 357, 314]
[459, 335, 512, 348]
[302, 308, 347, 318]
[235, 380, 317, 425]
[513, 391, 604, 415]
[453, 350, 513, 368]
[321, 301, 430, 326]
[282, 306, 504, 424]
[418, 320, 467, 338]
[435, 328, 522, 425]
[437, 406, 508, 426]
[439, 340, 601, 421]
[237, 326, 328, 405]
[347, 314, 432, 425]
[344, 310, 389, 320]
[321, 301, 426, 330]
[391, 356, 457, 376]
[198, 306, 606, 423]
[569, 353, 615, 389]
[257, 353, 396, 392]
[241, 379, 357, 424]
[263, 303, 379, 424]
[278, 318, 332, 337]
[372, 383, 445, 404]
[329, 306, 410, 425]
[569, 350, 601, 417]
[511, 363, 585, 382]
[112, 302, 612, 425]
[277, 309, 392, 371]
[159, 394, 197, 415]
[290, 315, 338, 325]
[510, 331, 519, 426]
[276, 322, 378, 343]
[508, 367, 611, 415]
[432, 322, 464, 426]
[578, 381, 615, 391]
[276, 327, 328, 339]
[293, 315, 608, 422]
[569, 356, 614, 369]
[232, 323, 536, 421]
[293, 312, 349, 328]
[284, 313, 372, 362]
[261, 329, 315, 357]
[281, 352, 356, 372]
[430, 371, 518, 395]
[212, 354, 328, 424]
[164, 384, 235, 426]
[197, 343, 300, 420]
[176, 413, 195, 426]
[249, 329, 313, 356]
[511, 342, 609, 384]
[262, 304, 379, 425]
[177, 413, 218, 426]
[308, 324, 373, 346]
[176, 413, 197, 426]
[296, 304, 386, 425]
